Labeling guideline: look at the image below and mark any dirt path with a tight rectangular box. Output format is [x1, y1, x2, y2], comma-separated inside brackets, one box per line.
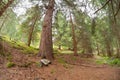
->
[0, 54, 120, 80]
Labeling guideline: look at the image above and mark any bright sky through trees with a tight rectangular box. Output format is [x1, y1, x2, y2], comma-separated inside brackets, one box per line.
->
[13, 0, 96, 17]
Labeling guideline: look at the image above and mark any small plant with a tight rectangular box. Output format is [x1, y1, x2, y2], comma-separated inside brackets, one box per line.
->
[35, 61, 42, 67]
[6, 61, 15, 68]
[108, 58, 120, 66]
[96, 57, 120, 66]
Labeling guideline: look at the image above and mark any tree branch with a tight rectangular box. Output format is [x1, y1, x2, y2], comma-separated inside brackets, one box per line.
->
[94, 0, 111, 14]
[114, 2, 120, 17]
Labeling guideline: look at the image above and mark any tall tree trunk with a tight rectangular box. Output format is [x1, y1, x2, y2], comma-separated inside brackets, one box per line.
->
[116, 47, 120, 58]
[0, 0, 14, 17]
[106, 43, 112, 57]
[58, 45, 61, 50]
[70, 13, 78, 56]
[91, 18, 96, 35]
[96, 44, 100, 55]
[39, 0, 54, 60]
[27, 16, 38, 46]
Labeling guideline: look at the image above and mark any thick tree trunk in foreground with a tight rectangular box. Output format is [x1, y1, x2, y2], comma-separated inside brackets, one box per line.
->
[70, 14, 78, 56]
[27, 16, 38, 46]
[0, 0, 14, 17]
[39, 0, 54, 60]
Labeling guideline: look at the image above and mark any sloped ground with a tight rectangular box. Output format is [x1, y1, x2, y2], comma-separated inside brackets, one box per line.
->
[0, 37, 120, 80]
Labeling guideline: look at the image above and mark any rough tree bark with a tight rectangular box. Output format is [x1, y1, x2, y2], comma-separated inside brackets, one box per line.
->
[27, 16, 38, 46]
[38, 0, 54, 60]
[0, 0, 14, 17]
[70, 13, 78, 56]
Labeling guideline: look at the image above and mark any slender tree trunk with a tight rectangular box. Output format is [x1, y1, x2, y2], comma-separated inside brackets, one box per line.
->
[39, 0, 54, 60]
[116, 48, 120, 58]
[58, 45, 61, 50]
[27, 16, 38, 46]
[116, 41, 120, 58]
[70, 13, 78, 56]
[91, 18, 96, 35]
[96, 44, 100, 55]
[106, 41, 112, 57]
[0, 0, 14, 17]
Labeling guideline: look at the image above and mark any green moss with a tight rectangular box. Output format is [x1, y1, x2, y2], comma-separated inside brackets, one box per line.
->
[6, 61, 15, 68]
[21, 47, 38, 55]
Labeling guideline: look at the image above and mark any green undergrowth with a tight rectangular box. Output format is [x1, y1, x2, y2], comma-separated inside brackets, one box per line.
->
[96, 56, 120, 67]
[0, 36, 38, 55]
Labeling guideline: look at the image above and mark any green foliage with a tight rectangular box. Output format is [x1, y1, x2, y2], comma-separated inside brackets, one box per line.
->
[53, 11, 72, 48]
[0, 36, 38, 55]
[96, 57, 120, 66]
[6, 61, 15, 68]
[18, 4, 41, 45]
[108, 58, 120, 66]
[53, 48, 60, 54]
[35, 61, 42, 67]
[0, 0, 120, 59]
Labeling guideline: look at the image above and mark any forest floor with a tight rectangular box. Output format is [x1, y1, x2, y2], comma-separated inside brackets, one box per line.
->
[0, 37, 120, 80]
[0, 51, 120, 80]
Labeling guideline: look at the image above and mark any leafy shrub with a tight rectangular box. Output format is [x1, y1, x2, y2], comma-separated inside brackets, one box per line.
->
[96, 57, 120, 66]
[108, 58, 120, 66]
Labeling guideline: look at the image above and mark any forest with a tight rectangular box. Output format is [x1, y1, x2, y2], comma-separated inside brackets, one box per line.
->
[0, 0, 120, 80]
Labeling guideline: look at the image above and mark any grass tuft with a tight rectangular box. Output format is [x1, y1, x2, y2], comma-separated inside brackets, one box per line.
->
[6, 61, 15, 68]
